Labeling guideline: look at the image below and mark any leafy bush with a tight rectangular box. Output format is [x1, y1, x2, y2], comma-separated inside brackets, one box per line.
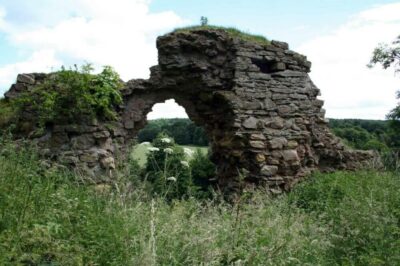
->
[0, 98, 15, 129]
[144, 133, 198, 199]
[141, 134, 216, 199]
[14, 64, 123, 128]
[381, 150, 400, 172]
[190, 148, 216, 195]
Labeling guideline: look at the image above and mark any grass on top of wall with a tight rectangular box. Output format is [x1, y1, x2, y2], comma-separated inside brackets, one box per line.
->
[173, 25, 270, 45]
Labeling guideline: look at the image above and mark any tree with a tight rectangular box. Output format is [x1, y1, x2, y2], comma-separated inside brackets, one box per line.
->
[368, 35, 400, 72]
[369, 35, 400, 150]
[200, 16, 208, 26]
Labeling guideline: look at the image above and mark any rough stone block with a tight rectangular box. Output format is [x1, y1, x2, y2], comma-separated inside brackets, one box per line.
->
[261, 165, 278, 176]
[17, 74, 35, 85]
[249, 141, 265, 149]
[243, 117, 259, 129]
[282, 150, 299, 162]
[269, 137, 288, 149]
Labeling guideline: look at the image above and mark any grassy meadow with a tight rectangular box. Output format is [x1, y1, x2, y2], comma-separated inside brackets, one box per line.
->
[0, 139, 399, 265]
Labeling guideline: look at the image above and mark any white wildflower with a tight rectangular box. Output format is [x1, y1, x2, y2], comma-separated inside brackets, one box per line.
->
[183, 148, 194, 157]
[147, 147, 160, 152]
[140, 142, 150, 145]
[167, 176, 177, 182]
[161, 137, 171, 143]
[164, 148, 174, 154]
[180, 161, 190, 168]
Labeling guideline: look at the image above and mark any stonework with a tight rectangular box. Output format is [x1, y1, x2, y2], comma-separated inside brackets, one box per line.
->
[4, 29, 378, 192]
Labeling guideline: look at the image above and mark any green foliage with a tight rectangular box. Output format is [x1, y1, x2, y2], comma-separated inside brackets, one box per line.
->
[0, 98, 15, 129]
[369, 35, 400, 150]
[381, 150, 400, 172]
[329, 118, 390, 152]
[14, 64, 123, 128]
[368, 35, 400, 72]
[144, 133, 198, 200]
[289, 171, 400, 265]
[200, 16, 208, 26]
[190, 148, 216, 193]
[138, 118, 209, 146]
[134, 134, 215, 199]
[387, 90, 400, 122]
[0, 138, 399, 265]
[174, 25, 270, 45]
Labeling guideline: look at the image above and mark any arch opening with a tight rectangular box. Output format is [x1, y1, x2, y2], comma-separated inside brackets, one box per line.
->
[138, 99, 209, 146]
[129, 98, 217, 199]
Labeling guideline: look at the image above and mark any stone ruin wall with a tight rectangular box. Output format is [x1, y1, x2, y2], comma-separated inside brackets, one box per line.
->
[4, 29, 377, 192]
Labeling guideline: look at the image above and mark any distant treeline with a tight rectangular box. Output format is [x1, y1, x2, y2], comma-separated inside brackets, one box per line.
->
[138, 118, 399, 151]
[328, 118, 399, 152]
[138, 118, 209, 146]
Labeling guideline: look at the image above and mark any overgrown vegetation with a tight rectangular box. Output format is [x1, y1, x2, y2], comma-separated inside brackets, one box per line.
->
[134, 133, 215, 200]
[368, 34, 400, 151]
[0, 137, 399, 265]
[0, 98, 15, 129]
[13, 64, 123, 129]
[329, 118, 390, 151]
[173, 25, 270, 45]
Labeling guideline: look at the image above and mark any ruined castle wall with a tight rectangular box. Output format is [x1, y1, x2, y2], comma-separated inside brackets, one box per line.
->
[3, 29, 377, 192]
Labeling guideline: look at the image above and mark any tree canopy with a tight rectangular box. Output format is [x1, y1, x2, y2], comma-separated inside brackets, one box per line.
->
[369, 35, 400, 150]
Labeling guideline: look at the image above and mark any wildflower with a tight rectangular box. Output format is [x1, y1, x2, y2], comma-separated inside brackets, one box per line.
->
[147, 147, 160, 152]
[167, 176, 177, 182]
[180, 160, 190, 168]
[161, 137, 171, 143]
[183, 148, 194, 157]
[164, 148, 173, 154]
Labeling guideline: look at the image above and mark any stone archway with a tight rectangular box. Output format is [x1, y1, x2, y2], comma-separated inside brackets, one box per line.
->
[4, 29, 378, 192]
[121, 81, 238, 191]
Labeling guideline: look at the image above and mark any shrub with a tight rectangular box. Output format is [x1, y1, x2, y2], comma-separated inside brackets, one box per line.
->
[13, 64, 123, 128]
[381, 150, 400, 172]
[144, 133, 198, 199]
[190, 148, 216, 197]
[0, 98, 15, 129]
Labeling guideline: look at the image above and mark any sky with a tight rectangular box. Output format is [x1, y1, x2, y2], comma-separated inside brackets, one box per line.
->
[0, 0, 399, 120]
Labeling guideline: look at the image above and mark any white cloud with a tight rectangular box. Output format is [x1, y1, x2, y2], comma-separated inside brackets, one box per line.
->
[0, 0, 184, 97]
[0, 6, 7, 30]
[297, 3, 400, 119]
[147, 99, 188, 120]
[0, 50, 61, 92]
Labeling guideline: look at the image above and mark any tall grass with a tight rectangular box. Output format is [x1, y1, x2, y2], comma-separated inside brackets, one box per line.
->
[0, 139, 399, 265]
[0, 98, 15, 129]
